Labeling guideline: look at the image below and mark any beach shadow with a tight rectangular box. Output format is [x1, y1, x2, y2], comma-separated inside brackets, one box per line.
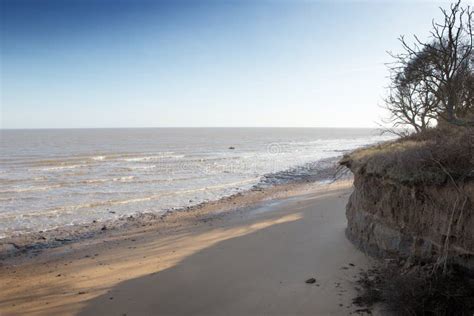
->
[78, 189, 365, 316]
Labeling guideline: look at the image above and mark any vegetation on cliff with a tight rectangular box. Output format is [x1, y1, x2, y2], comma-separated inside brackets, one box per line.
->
[343, 1, 474, 314]
[341, 127, 473, 186]
[341, 0, 473, 187]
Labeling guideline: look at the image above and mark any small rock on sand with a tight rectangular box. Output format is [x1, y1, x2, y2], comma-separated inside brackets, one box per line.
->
[305, 278, 316, 284]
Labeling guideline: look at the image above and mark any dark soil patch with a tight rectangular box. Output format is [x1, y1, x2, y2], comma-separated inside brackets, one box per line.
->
[353, 259, 474, 315]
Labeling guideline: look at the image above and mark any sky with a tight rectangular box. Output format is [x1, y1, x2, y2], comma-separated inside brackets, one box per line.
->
[1, 0, 452, 129]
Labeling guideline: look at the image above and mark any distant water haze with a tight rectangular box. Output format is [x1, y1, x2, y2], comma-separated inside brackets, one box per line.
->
[0, 128, 393, 238]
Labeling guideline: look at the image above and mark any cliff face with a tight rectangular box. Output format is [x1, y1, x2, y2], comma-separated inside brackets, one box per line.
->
[341, 129, 474, 269]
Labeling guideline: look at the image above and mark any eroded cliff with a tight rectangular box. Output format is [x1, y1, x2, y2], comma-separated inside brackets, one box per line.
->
[341, 128, 474, 269]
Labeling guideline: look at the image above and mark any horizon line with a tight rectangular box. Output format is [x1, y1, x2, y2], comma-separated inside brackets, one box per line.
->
[0, 126, 382, 130]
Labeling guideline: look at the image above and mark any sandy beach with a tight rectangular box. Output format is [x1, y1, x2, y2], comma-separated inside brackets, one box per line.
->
[3, 0, 472, 314]
[0, 180, 374, 316]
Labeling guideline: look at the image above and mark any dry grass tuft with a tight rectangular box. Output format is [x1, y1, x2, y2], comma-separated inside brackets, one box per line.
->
[341, 127, 473, 185]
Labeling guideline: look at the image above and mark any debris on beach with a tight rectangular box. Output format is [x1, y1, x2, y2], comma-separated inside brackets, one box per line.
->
[305, 277, 316, 284]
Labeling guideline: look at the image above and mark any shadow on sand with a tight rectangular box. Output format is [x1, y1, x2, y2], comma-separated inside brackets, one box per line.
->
[78, 189, 367, 316]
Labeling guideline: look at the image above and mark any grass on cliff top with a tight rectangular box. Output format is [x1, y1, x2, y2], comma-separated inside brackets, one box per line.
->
[341, 127, 473, 185]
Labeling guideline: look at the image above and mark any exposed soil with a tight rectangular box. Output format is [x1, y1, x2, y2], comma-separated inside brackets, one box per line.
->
[353, 259, 474, 315]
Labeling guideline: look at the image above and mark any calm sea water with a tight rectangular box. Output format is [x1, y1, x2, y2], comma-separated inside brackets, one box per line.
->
[0, 128, 392, 238]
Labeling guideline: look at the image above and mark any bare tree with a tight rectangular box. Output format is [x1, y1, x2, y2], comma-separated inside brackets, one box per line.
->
[383, 68, 438, 133]
[385, 0, 474, 130]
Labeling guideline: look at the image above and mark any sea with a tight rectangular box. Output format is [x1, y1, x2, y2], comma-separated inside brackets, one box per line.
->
[0, 128, 393, 238]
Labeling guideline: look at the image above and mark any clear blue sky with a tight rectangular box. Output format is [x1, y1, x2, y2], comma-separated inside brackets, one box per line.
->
[1, 0, 450, 128]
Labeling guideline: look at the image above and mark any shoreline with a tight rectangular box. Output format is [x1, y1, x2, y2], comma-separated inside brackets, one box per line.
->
[0, 178, 376, 316]
[0, 156, 349, 258]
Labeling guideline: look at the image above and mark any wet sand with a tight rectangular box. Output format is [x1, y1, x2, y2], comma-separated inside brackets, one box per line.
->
[0, 180, 374, 315]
